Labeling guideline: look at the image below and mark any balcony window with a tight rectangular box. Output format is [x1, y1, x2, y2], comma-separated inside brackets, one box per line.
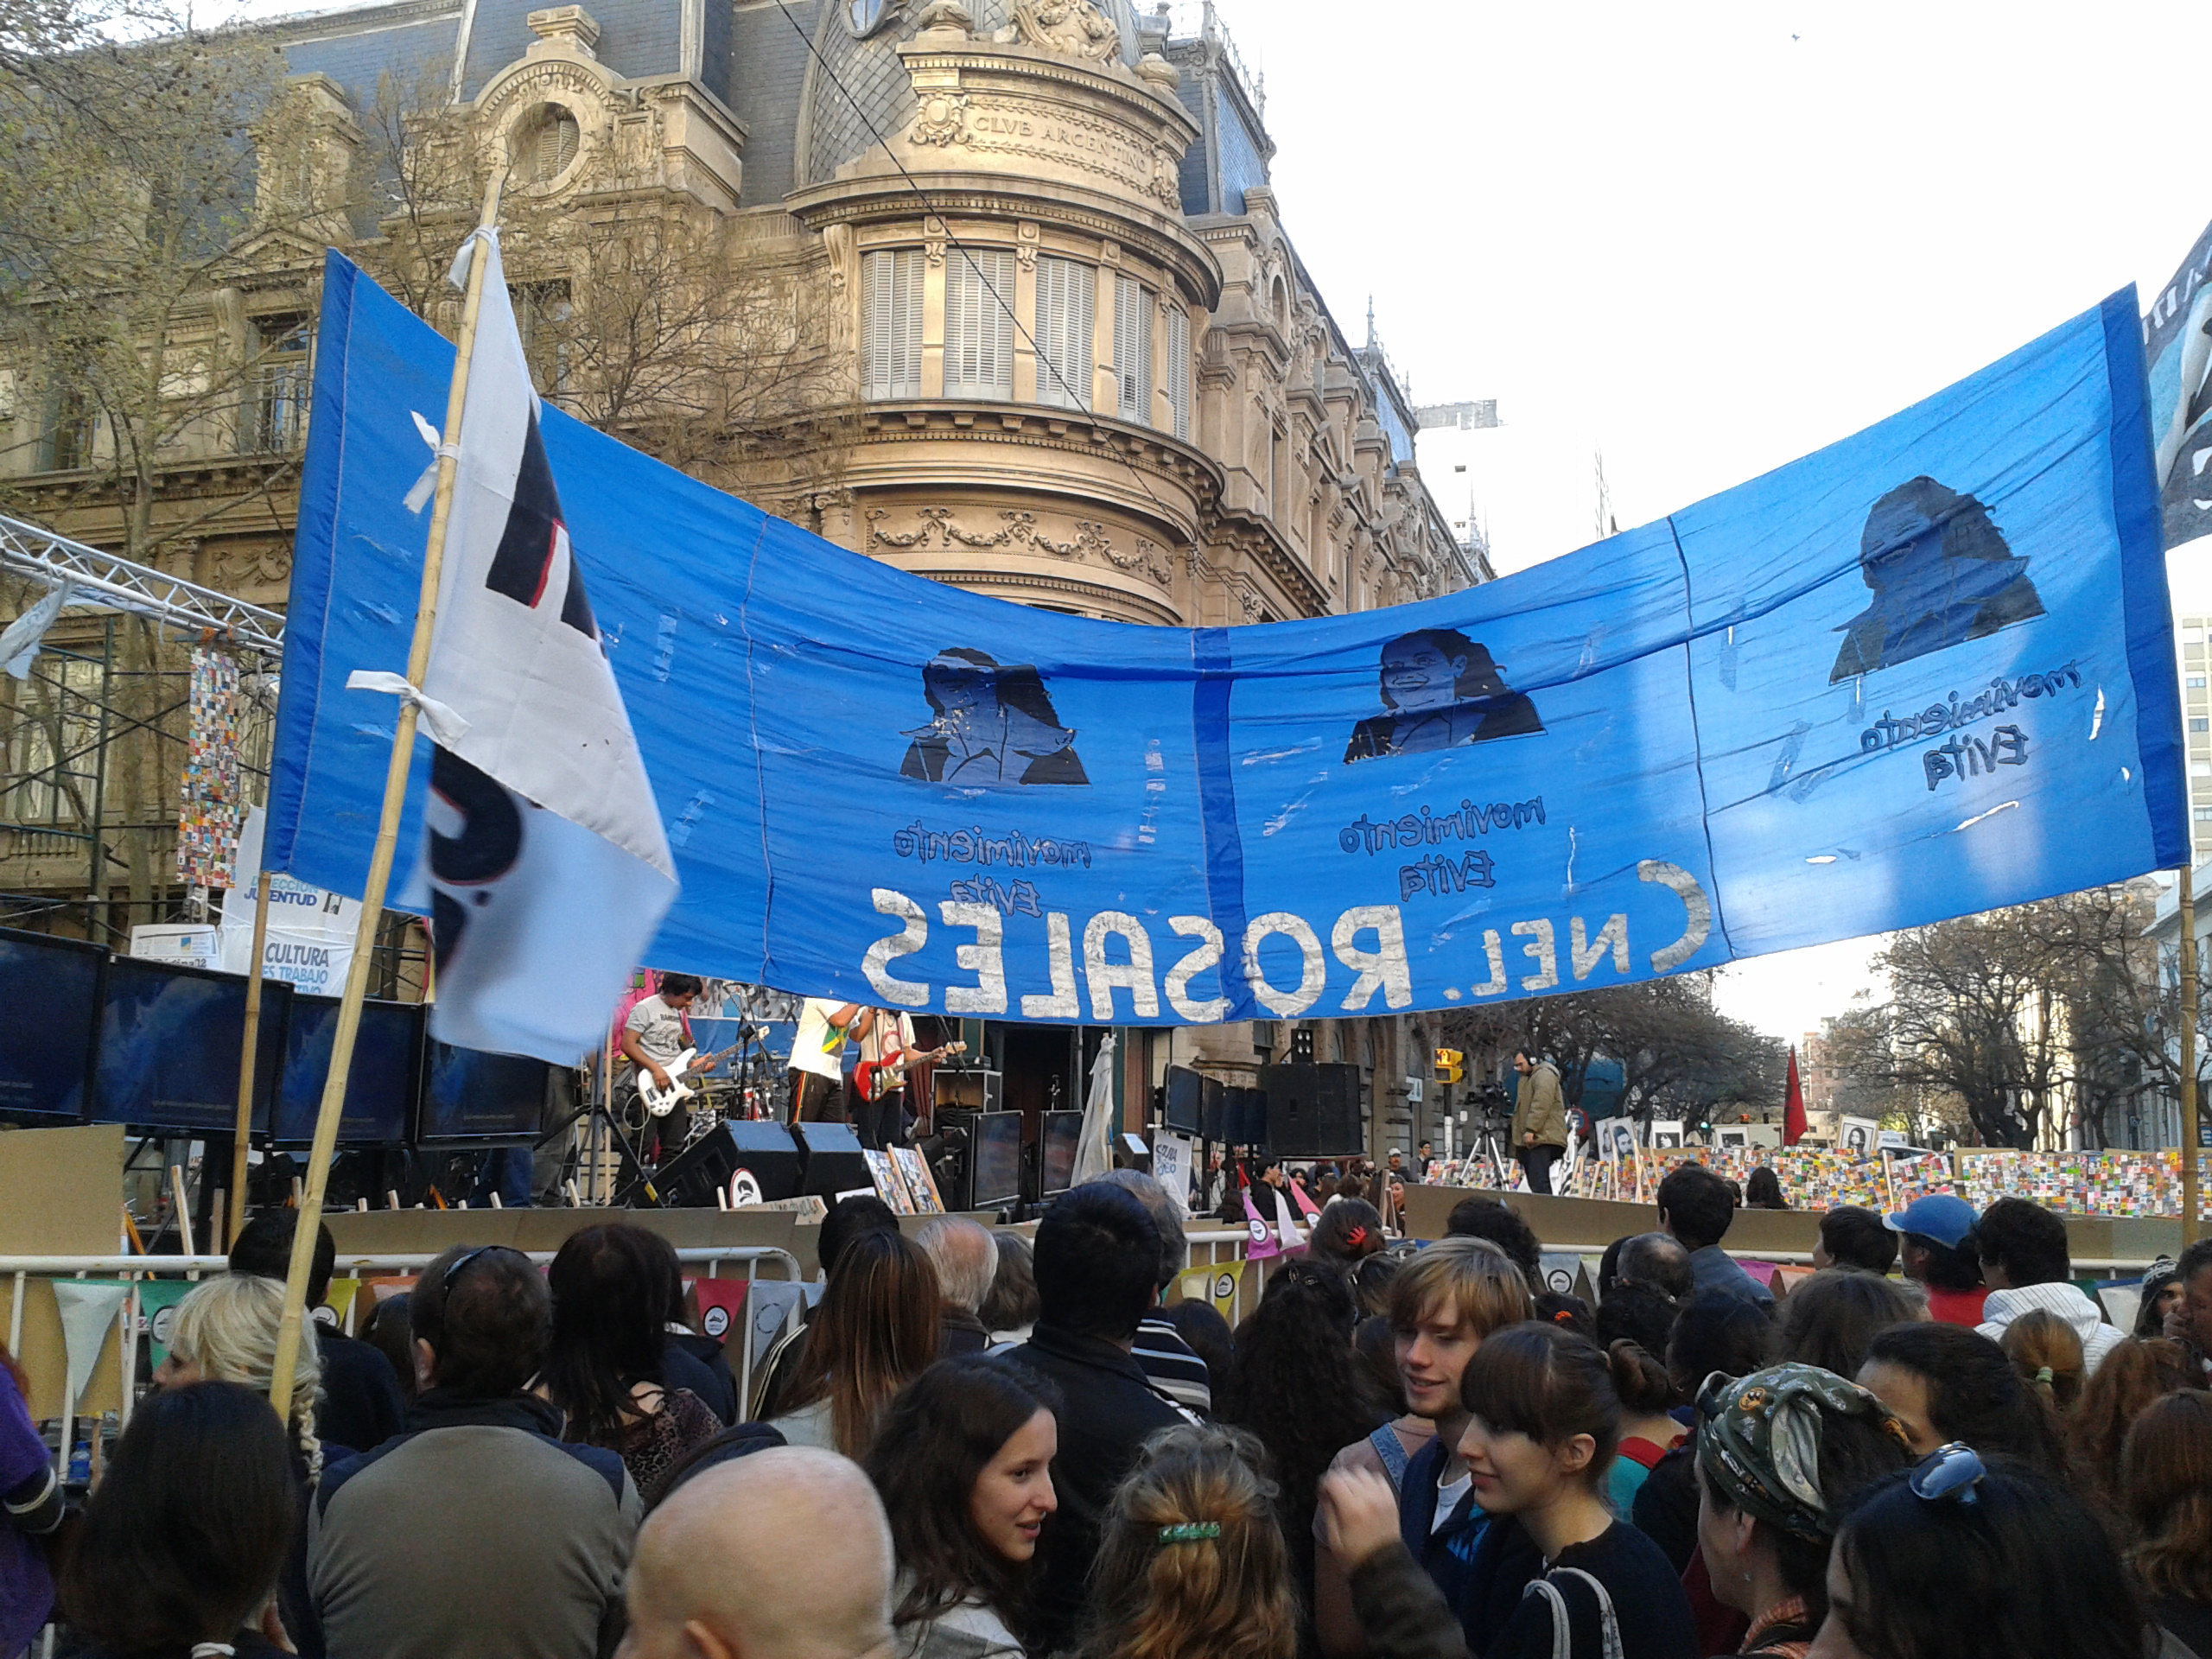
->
[1033, 256, 1093, 412]
[1114, 273, 1151, 423]
[861, 248, 925, 400]
[245, 316, 311, 452]
[945, 248, 1014, 398]
[1165, 303, 1191, 441]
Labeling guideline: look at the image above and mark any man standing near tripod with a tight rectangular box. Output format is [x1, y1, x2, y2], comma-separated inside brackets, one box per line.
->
[1510, 1046, 1567, 1195]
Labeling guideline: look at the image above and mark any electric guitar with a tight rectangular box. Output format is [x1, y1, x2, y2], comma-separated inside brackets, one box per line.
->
[853, 1041, 967, 1104]
[637, 1046, 736, 1116]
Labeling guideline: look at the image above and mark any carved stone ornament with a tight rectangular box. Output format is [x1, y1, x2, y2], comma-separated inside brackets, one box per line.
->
[1011, 0, 1120, 63]
[909, 90, 970, 147]
[1146, 146, 1180, 207]
[911, 0, 972, 33]
[1136, 50, 1180, 89]
[865, 507, 1169, 587]
[1015, 220, 1041, 270]
[924, 215, 949, 267]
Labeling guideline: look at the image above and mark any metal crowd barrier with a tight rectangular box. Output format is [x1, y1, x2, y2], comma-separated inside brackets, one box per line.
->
[2, 1245, 804, 1471]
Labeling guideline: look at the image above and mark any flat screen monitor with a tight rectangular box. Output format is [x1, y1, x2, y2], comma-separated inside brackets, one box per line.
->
[0, 926, 105, 1121]
[1163, 1065, 1203, 1135]
[272, 995, 423, 1147]
[416, 1040, 550, 1146]
[970, 1111, 1023, 1211]
[1039, 1109, 1082, 1197]
[93, 957, 289, 1133]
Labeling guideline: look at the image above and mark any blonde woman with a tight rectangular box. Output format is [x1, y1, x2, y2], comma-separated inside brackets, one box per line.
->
[156, 1272, 327, 1655]
[1080, 1423, 1297, 1659]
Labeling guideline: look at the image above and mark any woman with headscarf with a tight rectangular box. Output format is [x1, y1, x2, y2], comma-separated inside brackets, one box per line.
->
[1692, 1364, 1914, 1658]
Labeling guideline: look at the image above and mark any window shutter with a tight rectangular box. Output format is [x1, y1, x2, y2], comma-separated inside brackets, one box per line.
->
[1166, 303, 1192, 441]
[1115, 273, 1151, 423]
[862, 250, 924, 399]
[1036, 257, 1093, 411]
[947, 248, 1014, 397]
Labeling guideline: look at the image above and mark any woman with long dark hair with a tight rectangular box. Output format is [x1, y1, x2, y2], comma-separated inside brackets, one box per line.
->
[1814, 1448, 2149, 1659]
[539, 1223, 721, 1503]
[864, 1357, 1058, 1658]
[1855, 1323, 2067, 1473]
[1216, 1262, 1388, 1630]
[60, 1381, 298, 1657]
[771, 1228, 941, 1459]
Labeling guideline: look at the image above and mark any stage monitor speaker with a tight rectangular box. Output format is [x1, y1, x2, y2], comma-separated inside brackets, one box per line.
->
[1258, 1062, 1362, 1156]
[934, 1068, 1002, 1115]
[657, 1121, 804, 1208]
[1199, 1084, 1230, 1144]
[1224, 1085, 1267, 1147]
[791, 1120, 872, 1199]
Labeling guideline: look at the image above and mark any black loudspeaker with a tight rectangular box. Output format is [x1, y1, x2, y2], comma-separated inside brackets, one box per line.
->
[791, 1120, 872, 1198]
[1258, 1063, 1362, 1156]
[658, 1122, 804, 1207]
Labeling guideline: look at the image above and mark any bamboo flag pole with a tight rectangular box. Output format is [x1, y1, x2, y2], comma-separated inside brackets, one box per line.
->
[2182, 863, 2200, 1249]
[270, 165, 507, 1418]
[229, 872, 275, 1246]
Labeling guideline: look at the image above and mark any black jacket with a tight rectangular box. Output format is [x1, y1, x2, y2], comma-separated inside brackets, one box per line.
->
[1395, 1435, 1542, 1652]
[663, 1334, 738, 1425]
[1002, 1325, 1184, 1655]
[315, 1333, 407, 1455]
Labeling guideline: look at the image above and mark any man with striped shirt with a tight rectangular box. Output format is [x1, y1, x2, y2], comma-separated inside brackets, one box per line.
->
[1085, 1168, 1211, 1416]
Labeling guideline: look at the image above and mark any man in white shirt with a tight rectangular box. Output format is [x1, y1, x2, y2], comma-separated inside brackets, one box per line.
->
[786, 998, 873, 1125]
[851, 1007, 918, 1150]
[620, 973, 702, 1166]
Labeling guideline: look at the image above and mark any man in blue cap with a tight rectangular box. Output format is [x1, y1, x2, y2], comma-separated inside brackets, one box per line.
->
[1883, 1194, 1986, 1326]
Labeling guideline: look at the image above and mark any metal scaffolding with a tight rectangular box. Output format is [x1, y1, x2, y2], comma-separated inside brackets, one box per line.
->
[0, 512, 286, 657]
[0, 511, 283, 943]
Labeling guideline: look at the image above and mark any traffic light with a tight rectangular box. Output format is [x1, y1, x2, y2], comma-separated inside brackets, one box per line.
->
[1433, 1047, 1464, 1085]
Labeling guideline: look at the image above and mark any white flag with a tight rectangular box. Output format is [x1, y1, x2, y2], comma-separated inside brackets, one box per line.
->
[400, 229, 676, 1063]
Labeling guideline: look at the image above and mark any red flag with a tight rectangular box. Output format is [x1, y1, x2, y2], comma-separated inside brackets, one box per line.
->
[1783, 1047, 1807, 1147]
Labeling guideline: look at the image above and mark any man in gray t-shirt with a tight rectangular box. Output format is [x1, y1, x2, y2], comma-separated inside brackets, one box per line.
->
[620, 973, 702, 1164]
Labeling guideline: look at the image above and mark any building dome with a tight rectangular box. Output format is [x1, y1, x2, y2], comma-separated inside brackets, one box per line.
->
[797, 0, 1154, 188]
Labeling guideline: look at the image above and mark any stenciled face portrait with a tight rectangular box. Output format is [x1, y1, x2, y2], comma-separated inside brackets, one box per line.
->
[1380, 635, 1467, 714]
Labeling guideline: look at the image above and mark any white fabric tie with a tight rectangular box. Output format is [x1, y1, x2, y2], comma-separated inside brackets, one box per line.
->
[0, 580, 72, 680]
[189, 1645, 238, 1657]
[447, 225, 499, 291]
[404, 410, 463, 514]
[345, 669, 471, 746]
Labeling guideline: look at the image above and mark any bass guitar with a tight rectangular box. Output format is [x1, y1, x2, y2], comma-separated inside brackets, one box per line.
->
[853, 1041, 967, 1104]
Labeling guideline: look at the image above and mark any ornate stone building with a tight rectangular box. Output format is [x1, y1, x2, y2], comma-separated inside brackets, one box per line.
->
[0, 0, 1486, 1154]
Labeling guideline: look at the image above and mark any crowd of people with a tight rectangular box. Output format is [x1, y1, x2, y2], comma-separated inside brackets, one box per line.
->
[3, 1157, 2212, 1659]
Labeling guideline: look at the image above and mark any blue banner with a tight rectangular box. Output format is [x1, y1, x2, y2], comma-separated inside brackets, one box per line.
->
[270, 253, 2183, 1030]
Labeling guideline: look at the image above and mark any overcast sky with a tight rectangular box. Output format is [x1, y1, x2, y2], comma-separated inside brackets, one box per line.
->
[1225, 0, 2211, 1043]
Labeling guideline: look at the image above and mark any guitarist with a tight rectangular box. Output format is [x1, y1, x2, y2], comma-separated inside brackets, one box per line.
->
[620, 972, 704, 1166]
[788, 998, 875, 1127]
[850, 1007, 919, 1152]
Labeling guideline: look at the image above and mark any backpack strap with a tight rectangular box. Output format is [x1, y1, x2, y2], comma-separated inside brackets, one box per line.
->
[1367, 1424, 1414, 1491]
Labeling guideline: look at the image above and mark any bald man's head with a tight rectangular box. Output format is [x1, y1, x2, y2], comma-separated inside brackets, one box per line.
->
[619, 1448, 894, 1659]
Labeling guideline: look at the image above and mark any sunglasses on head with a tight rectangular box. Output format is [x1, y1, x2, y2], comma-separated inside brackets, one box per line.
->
[1908, 1441, 1985, 1506]
[442, 1244, 519, 1292]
